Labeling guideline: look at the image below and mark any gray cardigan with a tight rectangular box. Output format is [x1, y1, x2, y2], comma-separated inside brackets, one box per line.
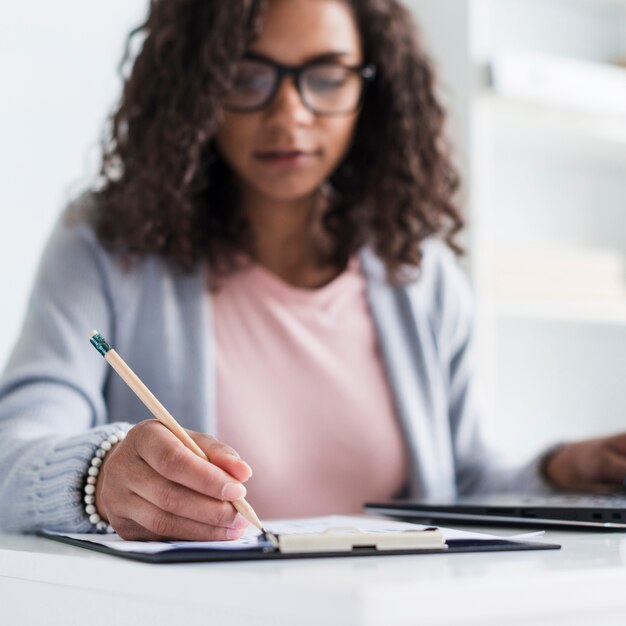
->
[0, 199, 552, 533]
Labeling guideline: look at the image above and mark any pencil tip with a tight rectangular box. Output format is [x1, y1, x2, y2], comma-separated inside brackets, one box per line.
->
[260, 529, 279, 548]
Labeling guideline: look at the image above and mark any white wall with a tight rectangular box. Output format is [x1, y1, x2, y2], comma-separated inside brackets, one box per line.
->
[406, 0, 473, 260]
[0, 1, 147, 369]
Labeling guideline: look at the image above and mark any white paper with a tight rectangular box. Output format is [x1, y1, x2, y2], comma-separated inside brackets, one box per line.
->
[42, 529, 269, 553]
[43, 515, 506, 555]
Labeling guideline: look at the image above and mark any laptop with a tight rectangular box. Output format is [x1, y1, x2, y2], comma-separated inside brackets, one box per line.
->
[365, 493, 626, 530]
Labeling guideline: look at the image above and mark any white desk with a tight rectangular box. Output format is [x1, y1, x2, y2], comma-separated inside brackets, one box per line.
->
[1, 526, 626, 626]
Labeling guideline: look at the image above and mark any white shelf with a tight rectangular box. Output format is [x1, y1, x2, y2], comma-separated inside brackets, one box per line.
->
[558, 0, 626, 9]
[476, 91, 626, 162]
[414, 0, 626, 453]
[483, 298, 626, 326]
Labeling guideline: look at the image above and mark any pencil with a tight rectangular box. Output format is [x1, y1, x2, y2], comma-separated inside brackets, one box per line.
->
[88, 330, 264, 533]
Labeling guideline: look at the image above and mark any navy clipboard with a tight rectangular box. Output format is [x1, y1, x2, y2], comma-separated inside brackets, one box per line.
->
[40, 532, 560, 564]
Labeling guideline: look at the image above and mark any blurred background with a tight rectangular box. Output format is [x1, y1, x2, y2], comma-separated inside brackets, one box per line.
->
[2, 0, 626, 461]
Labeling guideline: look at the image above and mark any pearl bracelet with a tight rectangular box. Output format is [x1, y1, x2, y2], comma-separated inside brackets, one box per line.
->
[83, 430, 127, 533]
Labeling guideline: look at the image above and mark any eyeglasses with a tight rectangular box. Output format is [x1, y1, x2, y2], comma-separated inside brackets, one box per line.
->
[223, 53, 376, 116]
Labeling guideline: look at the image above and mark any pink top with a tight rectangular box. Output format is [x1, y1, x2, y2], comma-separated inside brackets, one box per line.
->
[213, 258, 408, 519]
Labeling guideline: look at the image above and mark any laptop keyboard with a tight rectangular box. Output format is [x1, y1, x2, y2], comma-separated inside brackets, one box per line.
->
[519, 494, 626, 509]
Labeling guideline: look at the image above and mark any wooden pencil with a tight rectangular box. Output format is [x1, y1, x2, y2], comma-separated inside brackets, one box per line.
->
[88, 330, 263, 532]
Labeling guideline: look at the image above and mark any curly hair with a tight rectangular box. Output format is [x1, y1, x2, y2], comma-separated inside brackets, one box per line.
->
[91, 0, 463, 284]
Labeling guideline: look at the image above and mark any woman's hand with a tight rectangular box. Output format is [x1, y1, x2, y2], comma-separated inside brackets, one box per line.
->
[544, 434, 626, 494]
[94, 420, 253, 541]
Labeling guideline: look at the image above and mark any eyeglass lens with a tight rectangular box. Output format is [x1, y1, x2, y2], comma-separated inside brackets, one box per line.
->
[225, 60, 365, 115]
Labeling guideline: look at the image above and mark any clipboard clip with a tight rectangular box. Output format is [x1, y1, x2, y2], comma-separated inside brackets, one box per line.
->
[265, 526, 447, 554]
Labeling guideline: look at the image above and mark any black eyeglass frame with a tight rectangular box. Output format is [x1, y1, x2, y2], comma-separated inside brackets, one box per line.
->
[223, 52, 377, 116]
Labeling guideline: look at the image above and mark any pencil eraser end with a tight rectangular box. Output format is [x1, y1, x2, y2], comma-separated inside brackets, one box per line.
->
[88, 331, 111, 356]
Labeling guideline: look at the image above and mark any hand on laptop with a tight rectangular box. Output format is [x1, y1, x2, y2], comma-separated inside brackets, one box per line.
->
[543, 434, 626, 493]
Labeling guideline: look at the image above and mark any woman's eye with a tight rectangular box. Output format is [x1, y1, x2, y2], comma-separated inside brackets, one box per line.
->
[307, 68, 350, 91]
[233, 65, 273, 93]
[234, 74, 265, 91]
[311, 77, 347, 90]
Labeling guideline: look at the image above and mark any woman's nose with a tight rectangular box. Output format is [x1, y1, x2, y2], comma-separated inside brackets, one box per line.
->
[265, 76, 315, 124]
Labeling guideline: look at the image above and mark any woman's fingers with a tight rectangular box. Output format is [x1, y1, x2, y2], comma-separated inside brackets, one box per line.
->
[547, 437, 626, 492]
[112, 495, 248, 542]
[131, 422, 248, 500]
[591, 447, 626, 487]
[604, 433, 626, 457]
[129, 458, 249, 529]
[188, 430, 253, 482]
[104, 517, 162, 541]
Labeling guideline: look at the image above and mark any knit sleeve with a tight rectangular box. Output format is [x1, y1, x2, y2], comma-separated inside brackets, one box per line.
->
[0, 211, 132, 532]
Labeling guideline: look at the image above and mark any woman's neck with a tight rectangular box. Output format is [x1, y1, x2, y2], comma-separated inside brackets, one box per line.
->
[239, 185, 342, 289]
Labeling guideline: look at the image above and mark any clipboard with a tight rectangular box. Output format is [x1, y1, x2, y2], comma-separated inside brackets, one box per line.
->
[39, 524, 560, 564]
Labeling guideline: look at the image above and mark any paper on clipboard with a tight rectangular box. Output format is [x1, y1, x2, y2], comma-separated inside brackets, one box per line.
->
[42, 515, 508, 556]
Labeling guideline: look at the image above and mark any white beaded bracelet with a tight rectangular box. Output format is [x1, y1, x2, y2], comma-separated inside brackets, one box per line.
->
[83, 430, 127, 533]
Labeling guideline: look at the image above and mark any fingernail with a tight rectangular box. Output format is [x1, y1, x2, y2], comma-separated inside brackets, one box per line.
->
[231, 513, 249, 530]
[222, 482, 247, 500]
[226, 527, 246, 540]
[228, 451, 241, 459]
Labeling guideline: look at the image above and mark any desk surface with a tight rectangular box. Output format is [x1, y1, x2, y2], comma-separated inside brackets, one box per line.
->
[2, 525, 626, 626]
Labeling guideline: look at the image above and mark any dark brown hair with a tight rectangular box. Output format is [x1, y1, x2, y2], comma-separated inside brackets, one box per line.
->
[92, 0, 463, 283]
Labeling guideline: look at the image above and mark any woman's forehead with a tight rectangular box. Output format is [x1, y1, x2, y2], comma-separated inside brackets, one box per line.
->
[250, 0, 362, 64]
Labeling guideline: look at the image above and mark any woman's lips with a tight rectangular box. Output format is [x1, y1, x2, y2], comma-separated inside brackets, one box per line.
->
[254, 150, 320, 167]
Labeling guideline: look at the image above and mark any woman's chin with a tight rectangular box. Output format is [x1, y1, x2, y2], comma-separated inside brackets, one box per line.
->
[253, 182, 324, 205]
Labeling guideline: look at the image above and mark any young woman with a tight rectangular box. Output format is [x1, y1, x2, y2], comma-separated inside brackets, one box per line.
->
[1, 0, 625, 541]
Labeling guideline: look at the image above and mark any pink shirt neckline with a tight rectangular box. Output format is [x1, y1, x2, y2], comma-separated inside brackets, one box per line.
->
[239, 256, 361, 307]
